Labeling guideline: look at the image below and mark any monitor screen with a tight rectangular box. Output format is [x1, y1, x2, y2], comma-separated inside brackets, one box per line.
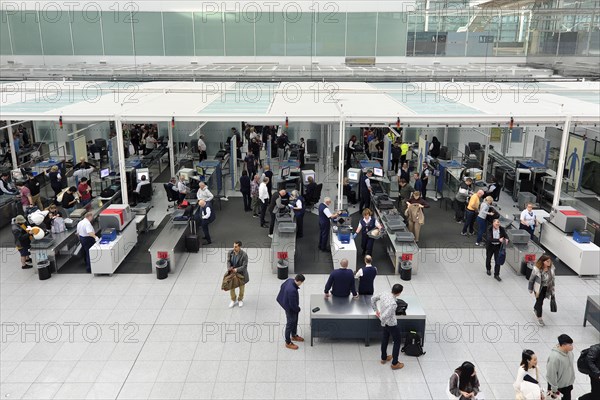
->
[136, 172, 147, 183]
[100, 168, 110, 178]
[348, 171, 359, 182]
[179, 172, 189, 181]
[196, 166, 204, 176]
[281, 166, 290, 179]
[373, 167, 384, 177]
[303, 173, 315, 185]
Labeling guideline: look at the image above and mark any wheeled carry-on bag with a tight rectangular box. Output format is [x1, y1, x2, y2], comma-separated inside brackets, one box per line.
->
[185, 219, 200, 253]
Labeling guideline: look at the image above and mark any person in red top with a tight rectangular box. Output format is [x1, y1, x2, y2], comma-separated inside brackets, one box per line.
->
[77, 177, 92, 206]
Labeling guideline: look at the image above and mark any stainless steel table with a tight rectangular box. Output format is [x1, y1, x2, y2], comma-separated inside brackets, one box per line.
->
[310, 294, 426, 346]
[148, 221, 190, 274]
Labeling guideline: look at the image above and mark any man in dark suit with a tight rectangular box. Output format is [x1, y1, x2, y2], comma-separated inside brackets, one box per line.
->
[276, 274, 306, 350]
[197, 199, 216, 245]
[324, 259, 358, 298]
[305, 176, 317, 203]
[267, 189, 288, 238]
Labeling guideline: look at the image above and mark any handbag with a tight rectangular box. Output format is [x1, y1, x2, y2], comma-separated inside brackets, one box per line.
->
[221, 271, 244, 291]
[550, 295, 557, 312]
[497, 243, 506, 266]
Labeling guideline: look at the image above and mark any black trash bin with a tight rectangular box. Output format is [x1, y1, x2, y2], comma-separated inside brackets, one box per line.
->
[37, 259, 51, 281]
[521, 261, 533, 280]
[277, 260, 289, 280]
[400, 261, 412, 281]
[156, 259, 169, 280]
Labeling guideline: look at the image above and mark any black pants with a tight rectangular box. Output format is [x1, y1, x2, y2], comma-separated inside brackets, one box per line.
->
[420, 179, 428, 199]
[260, 201, 268, 226]
[296, 214, 304, 238]
[284, 310, 299, 344]
[547, 384, 572, 400]
[242, 192, 251, 211]
[519, 223, 535, 240]
[534, 286, 548, 318]
[391, 159, 399, 173]
[319, 222, 329, 250]
[580, 377, 600, 400]
[269, 212, 276, 235]
[486, 244, 501, 277]
[79, 236, 95, 271]
[199, 151, 207, 161]
[361, 236, 375, 256]
[462, 209, 476, 234]
[381, 325, 401, 365]
[359, 192, 370, 213]
[454, 200, 466, 221]
[400, 154, 406, 166]
[201, 220, 211, 242]
[299, 150, 305, 168]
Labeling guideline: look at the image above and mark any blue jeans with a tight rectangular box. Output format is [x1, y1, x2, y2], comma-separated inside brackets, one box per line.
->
[476, 217, 487, 243]
[462, 210, 476, 234]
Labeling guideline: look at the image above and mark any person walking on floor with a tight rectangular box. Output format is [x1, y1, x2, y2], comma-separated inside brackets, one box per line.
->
[239, 170, 251, 212]
[370, 283, 405, 370]
[513, 350, 543, 400]
[485, 218, 508, 281]
[580, 343, 600, 400]
[12, 215, 33, 269]
[262, 165, 273, 200]
[324, 259, 357, 298]
[298, 138, 306, 169]
[250, 173, 260, 218]
[276, 274, 306, 350]
[448, 361, 481, 400]
[528, 254, 556, 326]
[354, 208, 383, 256]
[391, 143, 401, 173]
[420, 162, 431, 199]
[259, 177, 270, 228]
[520, 202, 537, 240]
[475, 196, 494, 246]
[318, 197, 339, 252]
[355, 255, 377, 295]
[77, 212, 98, 273]
[197, 199, 215, 245]
[462, 190, 484, 236]
[227, 241, 249, 308]
[405, 191, 429, 243]
[289, 190, 305, 238]
[546, 334, 575, 400]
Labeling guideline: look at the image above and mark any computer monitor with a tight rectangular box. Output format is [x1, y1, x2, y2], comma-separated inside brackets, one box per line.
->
[303, 172, 315, 185]
[100, 168, 110, 179]
[281, 166, 290, 179]
[348, 170, 359, 182]
[373, 167, 383, 177]
[196, 166, 204, 176]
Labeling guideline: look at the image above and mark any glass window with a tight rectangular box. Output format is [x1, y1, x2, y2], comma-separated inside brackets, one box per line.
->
[194, 12, 224, 56]
[315, 11, 345, 56]
[132, 12, 163, 56]
[101, 11, 133, 55]
[346, 13, 377, 56]
[9, 11, 42, 55]
[286, 11, 313, 56]
[163, 12, 194, 56]
[377, 12, 407, 56]
[40, 14, 72, 55]
[256, 12, 284, 56]
[71, 8, 103, 55]
[0, 11, 12, 55]
[224, 12, 254, 56]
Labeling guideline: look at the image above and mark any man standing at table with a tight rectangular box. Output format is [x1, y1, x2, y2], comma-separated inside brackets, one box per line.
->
[77, 212, 98, 273]
[318, 197, 339, 252]
[324, 259, 358, 298]
[277, 274, 306, 350]
[371, 284, 405, 370]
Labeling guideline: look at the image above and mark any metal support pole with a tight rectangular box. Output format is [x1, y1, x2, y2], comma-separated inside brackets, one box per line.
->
[337, 118, 345, 211]
[482, 131, 491, 182]
[167, 122, 175, 179]
[7, 123, 18, 170]
[115, 120, 129, 205]
[552, 116, 571, 210]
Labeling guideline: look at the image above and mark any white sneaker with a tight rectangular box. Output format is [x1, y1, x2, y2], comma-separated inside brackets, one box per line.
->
[537, 318, 545, 326]
[238, 301, 244, 308]
[228, 301, 237, 308]
[268, 234, 273, 239]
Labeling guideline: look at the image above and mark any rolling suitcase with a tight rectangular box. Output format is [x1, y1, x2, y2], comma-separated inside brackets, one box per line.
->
[185, 220, 200, 253]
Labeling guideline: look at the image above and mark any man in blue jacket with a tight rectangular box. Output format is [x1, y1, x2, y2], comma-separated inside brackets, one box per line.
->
[277, 274, 306, 350]
[324, 259, 358, 298]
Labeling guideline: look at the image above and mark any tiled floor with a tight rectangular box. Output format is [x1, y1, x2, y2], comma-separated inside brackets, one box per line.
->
[1, 241, 598, 399]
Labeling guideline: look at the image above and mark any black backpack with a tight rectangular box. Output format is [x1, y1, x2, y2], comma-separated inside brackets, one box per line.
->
[401, 331, 425, 357]
[577, 348, 591, 374]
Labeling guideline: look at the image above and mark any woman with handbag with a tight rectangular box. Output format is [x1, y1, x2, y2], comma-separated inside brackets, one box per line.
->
[514, 350, 544, 400]
[405, 191, 429, 243]
[528, 254, 556, 326]
[448, 361, 482, 400]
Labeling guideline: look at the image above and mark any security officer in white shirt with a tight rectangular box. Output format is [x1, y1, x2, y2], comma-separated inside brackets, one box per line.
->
[77, 212, 98, 273]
